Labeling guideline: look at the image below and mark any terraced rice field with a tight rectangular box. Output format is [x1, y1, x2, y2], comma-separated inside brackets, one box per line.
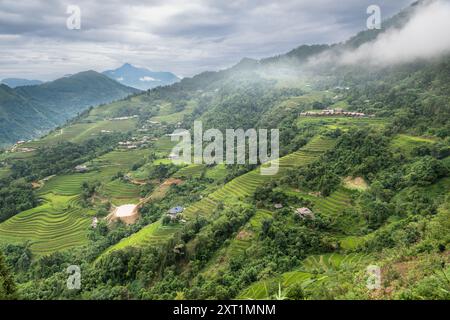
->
[24, 119, 137, 147]
[174, 164, 205, 178]
[205, 164, 228, 182]
[100, 180, 141, 206]
[390, 134, 437, 156]
[39, 173, 93, 196]
[0, 149, 149, 256]
[297, 116, 388, 132]
[285, 187, 362, 234]
[87, 95, 153, 121]
[237, 253, 369, 299]
[101, 219, 180, 256]
[153, 136, 177, 155]
[0, 167, 10, 179]
[0, 194, 92, 255]
[199, 209, 272, 277]
[150, 101, 196, 124]
[100, 136, 335, 256]
[0, 150, 35, 161]
[39, 149, 149, 196]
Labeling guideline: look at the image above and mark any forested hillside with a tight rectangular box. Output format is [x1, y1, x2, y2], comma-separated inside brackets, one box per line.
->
[0, 71, 138, 147]
[0, 1, 449, 300]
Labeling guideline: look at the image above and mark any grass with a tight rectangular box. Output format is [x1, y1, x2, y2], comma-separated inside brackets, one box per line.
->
[237, 253, 369, 299]
[390, 134, 437, 156]
[0, 167, 10, 179]
[99, 136, 336, 256]
[100, 219, 180, 257]
[0, 194, 92, 256]
[174, 164, 205, 179]
[38, 149, 148, 196]
[87, 95, 153, 121]
[297, 116, 388, 132]
[151, 100, 197, 124]
[100, 180, 141, 206]
[23, 119, 137, 147]
[393, 177, 450, 205]
[284, 186, 364, 235]
[199, 209, 273, 278]
[205, 164, 228, 182]
[0, 150, 36, 161]
[0, 148, 149, 256]
[153, 136, 177, 156]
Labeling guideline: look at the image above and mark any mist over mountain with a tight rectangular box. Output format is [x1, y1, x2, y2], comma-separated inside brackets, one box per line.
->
[306, 0, 450, 69]
[103, 63, 180, 91]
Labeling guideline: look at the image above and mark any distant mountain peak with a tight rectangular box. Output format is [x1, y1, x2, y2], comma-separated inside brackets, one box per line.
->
[102, 63, 179, 90]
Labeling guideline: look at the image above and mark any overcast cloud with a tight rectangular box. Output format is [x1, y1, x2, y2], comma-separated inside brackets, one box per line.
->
[0, 0, 415, 80]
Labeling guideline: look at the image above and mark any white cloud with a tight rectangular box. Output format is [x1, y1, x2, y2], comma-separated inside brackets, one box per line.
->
[139, 76, 158, 82]
[339, 0, 450, 66]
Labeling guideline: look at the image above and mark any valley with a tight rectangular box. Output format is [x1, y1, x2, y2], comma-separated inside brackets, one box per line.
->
[0, 1, 449, 301]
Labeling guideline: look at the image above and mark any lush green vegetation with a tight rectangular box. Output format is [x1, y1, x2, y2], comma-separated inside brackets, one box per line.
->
[0, 2, 449, 300]
[0, 71, 137, 147]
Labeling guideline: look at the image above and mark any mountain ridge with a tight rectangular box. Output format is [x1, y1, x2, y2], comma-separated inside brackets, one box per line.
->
[0, 71, 139, 147]
[103, 63, 180, 90]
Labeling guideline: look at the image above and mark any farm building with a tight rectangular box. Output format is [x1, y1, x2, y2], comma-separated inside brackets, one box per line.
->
[168, 206, 184, 215]
[274, 203, 283, 209]
[167, 206, 184, 221]
[296, 207, 315, 219]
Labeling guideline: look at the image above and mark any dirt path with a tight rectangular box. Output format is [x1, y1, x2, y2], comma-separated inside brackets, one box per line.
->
[138, 178, 183, 205]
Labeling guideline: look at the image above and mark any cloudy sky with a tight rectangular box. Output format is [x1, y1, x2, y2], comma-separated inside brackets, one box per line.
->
[0, 0, 415, 80]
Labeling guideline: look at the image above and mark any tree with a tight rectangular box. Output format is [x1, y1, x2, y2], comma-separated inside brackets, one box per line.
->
[0, 250, 17, 299]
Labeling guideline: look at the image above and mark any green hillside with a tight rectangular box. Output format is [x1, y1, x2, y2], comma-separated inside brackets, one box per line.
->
[0, 1, 449, 301]
[0, 71, 138, 147]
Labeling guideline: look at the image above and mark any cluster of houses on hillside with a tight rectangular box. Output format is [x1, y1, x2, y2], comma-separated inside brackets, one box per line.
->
[108, 115, 139, 121]
[117, 135, 153, 150]
[300, 108, 372, 118]
[6, 140, 35, 153]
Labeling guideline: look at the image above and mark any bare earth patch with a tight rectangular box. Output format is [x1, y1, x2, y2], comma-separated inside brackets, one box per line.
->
[236, 230, 253, 241]
[108, 204, 139, 225]
[343, 176, 368, 191]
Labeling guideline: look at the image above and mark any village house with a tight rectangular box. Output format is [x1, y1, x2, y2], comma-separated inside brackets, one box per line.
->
[167, 206, 184, 220]
[274, 203, 283, 209]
